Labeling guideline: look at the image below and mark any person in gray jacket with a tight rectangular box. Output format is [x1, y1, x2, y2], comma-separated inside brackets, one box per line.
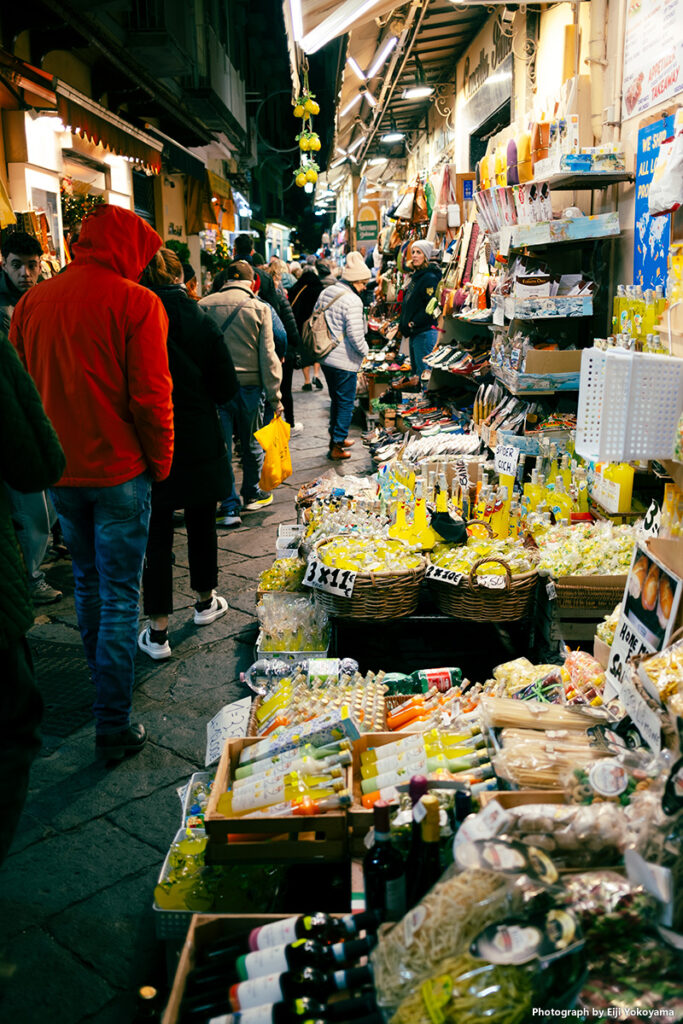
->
[199, 261, 283, 521]
[316, 251, 370, 460]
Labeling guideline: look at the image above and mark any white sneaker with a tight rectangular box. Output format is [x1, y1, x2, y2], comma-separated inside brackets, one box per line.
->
[216, 513, 242, 528]
[194, 593, 228, 626]
[292, 422, 304, 434]
[138, 626, 172, 660]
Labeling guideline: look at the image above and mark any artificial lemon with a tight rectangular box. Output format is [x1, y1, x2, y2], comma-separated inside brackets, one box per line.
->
[309, 136, 321, 151]
[299, 137, 310, 151]
[305, 99, 320, 116]
[305, 168, 318, 183]
[293, 104, 305, 118]
[295, 172, 307, 187]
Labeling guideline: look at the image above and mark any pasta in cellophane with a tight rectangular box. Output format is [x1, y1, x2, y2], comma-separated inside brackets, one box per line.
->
[389, 952, 533, 1024]
[371, 867, 509, 1010]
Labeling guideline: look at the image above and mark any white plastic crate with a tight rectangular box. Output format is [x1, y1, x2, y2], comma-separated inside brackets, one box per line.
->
[576, 348, 683, 461]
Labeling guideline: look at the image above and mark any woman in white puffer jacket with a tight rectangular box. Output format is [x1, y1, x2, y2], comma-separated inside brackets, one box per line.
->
[315, 251, 370, 460]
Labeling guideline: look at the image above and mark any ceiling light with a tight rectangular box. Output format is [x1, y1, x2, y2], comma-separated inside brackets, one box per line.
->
[336, 147, 348, 156]
[330, 156, 347, 168]
[289, 0, 304, 41]
[369, 157, 388, 165]
[347, 57, 366, 82]
[402, 54, 433, 100]
[402, 85, 434, 99]
[363, 89, 377, 108]
[300, 0, 385, 55]
[367, 36, 398, 79]
[381, 116, 404, 144]
[347, 135, 366, 154]
[340, 92, 363, 118]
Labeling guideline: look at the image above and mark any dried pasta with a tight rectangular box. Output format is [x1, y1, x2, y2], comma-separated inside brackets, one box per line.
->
[389, 953, 533, 1024]
[372, 868, 508, 1009]
[480, 695, 601, 731]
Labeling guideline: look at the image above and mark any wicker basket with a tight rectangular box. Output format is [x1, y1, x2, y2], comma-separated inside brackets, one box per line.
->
[428, 555, 538, 622]
[311, 538, 426, 621]
[553, 575, 627, 610]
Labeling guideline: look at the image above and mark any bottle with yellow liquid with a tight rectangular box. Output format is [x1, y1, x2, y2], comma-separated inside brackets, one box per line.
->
[549, 478, 573, 522]
[613, 284, 626, 335]
[560, 454, 571, 491]
[575, 468, 589, 514]
[413, 479, 439, 550]
[388, 501, 411, 542]
[610, 463, 634, 514]
[435, 473, 449, 513]
[523, 468, 544, 512]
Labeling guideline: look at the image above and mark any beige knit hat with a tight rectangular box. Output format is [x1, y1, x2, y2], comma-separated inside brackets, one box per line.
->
[341, 251, 371, 282]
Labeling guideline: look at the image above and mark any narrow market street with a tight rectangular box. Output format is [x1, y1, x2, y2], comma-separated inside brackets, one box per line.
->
[0, 387, 367, 1024]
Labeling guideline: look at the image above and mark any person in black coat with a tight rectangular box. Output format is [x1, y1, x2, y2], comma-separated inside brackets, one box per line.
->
[398, 240, 442, 384]
[137, 249, 239, 661]
[258, 263, 302, 429]
[288, 268, 324, 391]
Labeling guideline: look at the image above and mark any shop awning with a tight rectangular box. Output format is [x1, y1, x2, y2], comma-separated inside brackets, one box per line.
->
[56, 83, 163, 174]
[143, 124, 206, 182]
[0, 48, 56, 109]
[207, 171, 233, 202]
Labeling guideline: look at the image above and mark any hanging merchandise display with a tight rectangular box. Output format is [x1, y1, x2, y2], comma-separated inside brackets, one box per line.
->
[293, 69, 321, 189]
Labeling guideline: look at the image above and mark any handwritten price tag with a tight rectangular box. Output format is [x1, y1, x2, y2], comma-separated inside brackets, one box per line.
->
[205, 698, 251, 767]
[477, 574, 507, 590]
[494, 444, 519, 477]
[303, 558, 356, 598]
[425, 564, 464, 586]
[456, 459, 470, 491]
[642, 499, 661, 539]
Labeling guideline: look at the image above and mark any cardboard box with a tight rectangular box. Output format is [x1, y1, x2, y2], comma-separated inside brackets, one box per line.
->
[593, 636, 611, 670]
[204, 736, 349, 863]
[524, 349, 583, 374]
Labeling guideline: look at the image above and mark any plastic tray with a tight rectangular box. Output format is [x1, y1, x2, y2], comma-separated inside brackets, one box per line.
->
[181, 771, 212, 828]
[255, 630, 330, 664]
[153, 827, 205, 940]
[576, 348, 683, 461]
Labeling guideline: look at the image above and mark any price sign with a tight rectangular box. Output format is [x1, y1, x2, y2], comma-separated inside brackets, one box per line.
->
[494, 444, 519, 477]
[477, 574, 507, 590]
[456, 459, 470, 491]
[546, 580, 557, 600]
[425, 564, 464, 586]
[642, 499, 662, 538]
[205, 697, 251, 766]
[619, 670, 662, 754]
[303, 558, 356, 598]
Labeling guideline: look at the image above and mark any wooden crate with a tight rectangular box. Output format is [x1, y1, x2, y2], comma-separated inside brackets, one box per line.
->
[204, 737, 349, 863]
[536, 579, 622, 653]
[162, 911, 360, 1024]
[348, 733, 409, 857]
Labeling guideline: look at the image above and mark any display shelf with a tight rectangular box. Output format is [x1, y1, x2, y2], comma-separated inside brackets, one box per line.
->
[503, 296, 593, 320]
[504, 211, 619, 250]
[536, 170, 633, 191]
[492, 364, 580, 395]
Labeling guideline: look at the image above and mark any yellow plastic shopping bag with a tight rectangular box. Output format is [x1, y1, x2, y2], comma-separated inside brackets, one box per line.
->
[254, 415, 292, 491]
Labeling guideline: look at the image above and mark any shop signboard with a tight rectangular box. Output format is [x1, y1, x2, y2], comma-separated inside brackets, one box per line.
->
[605, 543, 682, 701]
[622, 0, 683, 121]
[357, 220, 379, 242]
[634, 114, 674, 289]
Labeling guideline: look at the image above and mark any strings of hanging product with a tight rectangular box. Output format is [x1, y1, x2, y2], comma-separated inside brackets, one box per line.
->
[293, 68, 321, 188]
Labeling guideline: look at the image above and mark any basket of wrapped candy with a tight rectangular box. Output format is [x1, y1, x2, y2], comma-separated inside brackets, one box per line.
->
[426, 538, 538, 621]
[536, 522, 633, 610]
[308, 536, 426, 620]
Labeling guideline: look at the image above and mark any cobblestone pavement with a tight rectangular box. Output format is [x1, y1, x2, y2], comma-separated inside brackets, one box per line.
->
[0, 385, 369, 1023]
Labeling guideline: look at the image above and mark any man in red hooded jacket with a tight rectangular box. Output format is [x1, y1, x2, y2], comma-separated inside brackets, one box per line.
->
[10, 205, 174, 761]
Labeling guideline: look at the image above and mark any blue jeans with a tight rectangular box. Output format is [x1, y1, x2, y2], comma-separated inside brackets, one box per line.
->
[410, 328, 438, 382]
[50, 473, 152, 735]
[218, 385, 264, 513]
[321, 366, 357, 444]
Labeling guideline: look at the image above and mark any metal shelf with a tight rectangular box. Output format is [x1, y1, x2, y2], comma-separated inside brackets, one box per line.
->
[535, 171, 634, 190]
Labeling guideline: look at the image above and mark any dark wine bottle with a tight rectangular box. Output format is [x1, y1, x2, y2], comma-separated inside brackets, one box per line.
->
[404, 774, 429, 883]
[407, 793, 442, 908]
[229, 965, 373, 1013]
[201, 990, 379, 1024]
[235, 935, 375, 982]
[362, 800, 406, 923]
[247, 911, 379, 953]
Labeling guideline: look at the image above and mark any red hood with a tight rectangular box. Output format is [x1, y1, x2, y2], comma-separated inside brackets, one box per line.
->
[72, 204, 162, 281]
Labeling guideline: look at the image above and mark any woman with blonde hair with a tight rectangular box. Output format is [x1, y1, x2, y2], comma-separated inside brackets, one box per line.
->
[137, 248, 238, 659]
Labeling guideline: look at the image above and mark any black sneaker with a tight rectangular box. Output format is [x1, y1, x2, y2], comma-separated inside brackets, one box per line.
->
[302, 383, 313, 392]
[313, 376, 324, 390]
[96, 723, 147, 762]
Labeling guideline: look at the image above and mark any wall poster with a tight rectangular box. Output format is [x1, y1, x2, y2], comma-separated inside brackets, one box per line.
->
[622, 0, 683, 121]
[634, 114, 675, 289]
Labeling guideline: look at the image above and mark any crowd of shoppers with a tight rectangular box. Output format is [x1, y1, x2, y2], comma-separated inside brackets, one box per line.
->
[0, 203, 416, 859]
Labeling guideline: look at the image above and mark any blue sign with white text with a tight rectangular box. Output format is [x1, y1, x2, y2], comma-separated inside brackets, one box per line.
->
[634, 115, 674, 290]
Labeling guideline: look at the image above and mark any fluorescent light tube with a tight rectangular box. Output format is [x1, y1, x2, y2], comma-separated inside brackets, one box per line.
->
[367, 36, 397, 79]
[402, 85, 434, 99]
[347, 57, 366, 81]
[340, 92, 362, 117]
